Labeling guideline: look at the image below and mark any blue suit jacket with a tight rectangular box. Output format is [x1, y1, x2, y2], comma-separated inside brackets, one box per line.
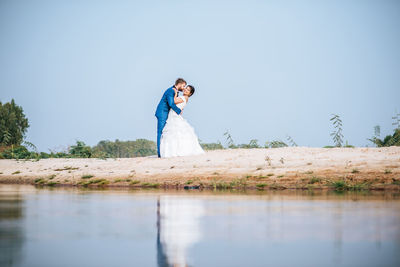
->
[155, 86, 182, 120]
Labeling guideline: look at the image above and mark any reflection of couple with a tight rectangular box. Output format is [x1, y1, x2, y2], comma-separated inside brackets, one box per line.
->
[157, 196, 204, 267]
[155, 78, 205, 158]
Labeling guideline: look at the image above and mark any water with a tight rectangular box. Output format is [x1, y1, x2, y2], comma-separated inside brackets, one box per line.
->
[1, 185, 399, 267]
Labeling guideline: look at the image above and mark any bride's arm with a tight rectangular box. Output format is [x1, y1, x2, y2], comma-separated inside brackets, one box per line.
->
[174, 90, 184, 104]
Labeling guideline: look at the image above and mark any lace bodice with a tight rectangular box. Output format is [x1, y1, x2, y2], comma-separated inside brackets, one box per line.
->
[176, 95, 187, 110]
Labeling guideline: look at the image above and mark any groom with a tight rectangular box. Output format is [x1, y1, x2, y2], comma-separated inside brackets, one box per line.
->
[155, 78, 187, 158]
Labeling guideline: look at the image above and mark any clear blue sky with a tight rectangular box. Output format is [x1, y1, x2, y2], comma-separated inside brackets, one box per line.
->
[1, 0, 399, 152]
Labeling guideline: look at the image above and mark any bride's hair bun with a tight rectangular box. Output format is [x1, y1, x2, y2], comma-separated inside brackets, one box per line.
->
[187, 85, 195, 96]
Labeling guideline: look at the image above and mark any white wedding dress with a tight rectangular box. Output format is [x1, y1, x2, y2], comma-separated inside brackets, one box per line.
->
[160, 95, 205, 158]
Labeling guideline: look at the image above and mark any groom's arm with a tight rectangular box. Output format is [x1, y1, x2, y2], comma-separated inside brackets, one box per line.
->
[167, 89, 182, 115]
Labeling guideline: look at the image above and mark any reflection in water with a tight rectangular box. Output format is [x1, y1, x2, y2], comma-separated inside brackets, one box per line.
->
[0, 189, 24, 266]
[157, 196, 204, 267]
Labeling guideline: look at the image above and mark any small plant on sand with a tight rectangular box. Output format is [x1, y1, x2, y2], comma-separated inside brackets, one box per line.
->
[210, 179, 217, 190]
[349, 182, 370, 191]
[55, 166, 79, 171]
[93, 179, 109, 185]
[331, 180, 348, 191]
[286, 135, 298, 147]
[330, 114, 344, 147]
[309, 176, 321, 184]
[384, 169, 392, 174]
[330, 180, 369, 191]
[78, 178, 109, 186]
[392, 179, 400, 185]
[223, 130, 237, 148]
[265, 140, 288, 148]
[185, 180, 193, 185]
[12, 170, 21, 175]
[46, 181, 59, 186]
[130, 180, 140, 185]
[229, 178, 247, 188]
[368, 112, 400, 147]
[81, 174, 94, 179]
[142, 182, 160, 188]
[351, 169, 360, 173]
[48, 174, 56, 180]
[267, 173, 274, 177]
[277, 175, 284, 178]
[265, 156, 272, 166]
[34, 178, 46, 184]
[214, 181, 231, 190]
[256, 183, 267, 189]
[269, 183, 286, 190]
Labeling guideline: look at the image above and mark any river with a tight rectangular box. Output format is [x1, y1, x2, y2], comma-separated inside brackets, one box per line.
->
[0, 185, 399, 267]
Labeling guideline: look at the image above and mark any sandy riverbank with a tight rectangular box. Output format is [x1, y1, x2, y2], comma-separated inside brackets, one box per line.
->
[0, 147, 399, 190]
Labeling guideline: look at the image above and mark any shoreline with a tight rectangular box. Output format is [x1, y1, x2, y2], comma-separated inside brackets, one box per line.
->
[1, 147, 399, 191]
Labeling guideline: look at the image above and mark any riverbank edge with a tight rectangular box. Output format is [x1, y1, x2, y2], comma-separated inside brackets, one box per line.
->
[1, 147, 400, 191]
[1, 176, 399, 191]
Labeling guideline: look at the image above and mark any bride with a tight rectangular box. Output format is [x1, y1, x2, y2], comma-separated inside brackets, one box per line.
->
[160, 85, 205, 158]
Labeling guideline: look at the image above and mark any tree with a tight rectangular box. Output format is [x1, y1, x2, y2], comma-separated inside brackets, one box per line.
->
[69, 141, 92, 158]
[0, 99, 29, 146]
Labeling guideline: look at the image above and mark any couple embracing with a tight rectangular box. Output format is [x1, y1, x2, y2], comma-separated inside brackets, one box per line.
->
[155, 78, 205, 158]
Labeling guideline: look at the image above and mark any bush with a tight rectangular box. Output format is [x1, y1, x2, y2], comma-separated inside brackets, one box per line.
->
[0, 145, 37, 159]
[265, 140, 288, 148]
[92, 139, 156, 158]
[201, 142, 224, 150]
[369, 129, 400, 147]
[238, 139, 260, 148]
[69, 141, 92, 158]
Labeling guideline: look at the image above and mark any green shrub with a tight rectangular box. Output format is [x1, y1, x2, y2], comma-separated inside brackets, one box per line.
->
[265, 140, 288, 148]
[200, 142, 224, 150]
[1, 145, 37, 159]
[92, 139, 157, 158]
[69, 141, 92, 158]
[369, 129, 400, 147]
[309, 177, 321, 184]
[331, 180, 347, 191]
[256, 183, 267, 188]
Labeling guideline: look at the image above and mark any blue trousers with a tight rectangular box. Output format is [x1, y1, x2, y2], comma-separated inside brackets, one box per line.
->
[156, 117, 167, 158]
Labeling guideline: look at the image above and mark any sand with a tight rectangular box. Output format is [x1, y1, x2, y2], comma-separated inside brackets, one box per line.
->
[0, 147, 399, 190]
